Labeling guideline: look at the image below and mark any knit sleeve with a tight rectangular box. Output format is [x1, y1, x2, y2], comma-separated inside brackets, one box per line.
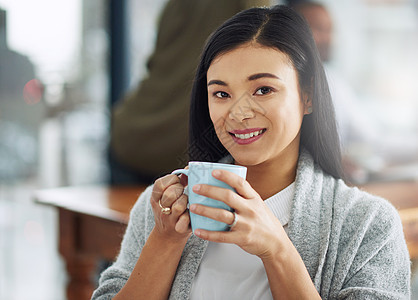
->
[335, 195, 411, 299]
[91, 186, 155, 299]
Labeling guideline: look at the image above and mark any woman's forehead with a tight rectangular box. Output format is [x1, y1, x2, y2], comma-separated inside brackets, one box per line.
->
[207, 43, 295, 82]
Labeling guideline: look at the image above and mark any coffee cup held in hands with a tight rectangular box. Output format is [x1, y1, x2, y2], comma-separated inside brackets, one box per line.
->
[172, 162, 247, 233]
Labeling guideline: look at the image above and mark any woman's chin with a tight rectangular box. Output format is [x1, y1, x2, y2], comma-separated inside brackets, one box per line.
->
[231, 154, 265, 167]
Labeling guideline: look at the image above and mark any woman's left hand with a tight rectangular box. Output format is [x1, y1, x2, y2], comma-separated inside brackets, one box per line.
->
[189, 169, 288, 261]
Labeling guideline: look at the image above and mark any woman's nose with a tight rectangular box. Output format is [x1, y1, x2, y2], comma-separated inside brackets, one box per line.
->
[228, 95, 256, 122]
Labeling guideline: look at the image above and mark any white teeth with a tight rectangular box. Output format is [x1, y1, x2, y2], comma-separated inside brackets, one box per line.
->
[233, 130, 264, 139]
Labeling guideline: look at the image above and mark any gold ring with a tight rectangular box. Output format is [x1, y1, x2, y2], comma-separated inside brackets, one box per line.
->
[159, 199, 172, 215]
[229, 212, 238, 228]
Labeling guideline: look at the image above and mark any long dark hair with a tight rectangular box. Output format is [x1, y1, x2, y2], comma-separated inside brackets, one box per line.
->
[189, 5, 343, 179]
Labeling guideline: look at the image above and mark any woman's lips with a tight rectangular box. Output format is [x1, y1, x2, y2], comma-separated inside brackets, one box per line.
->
[229, 128, 267, 145]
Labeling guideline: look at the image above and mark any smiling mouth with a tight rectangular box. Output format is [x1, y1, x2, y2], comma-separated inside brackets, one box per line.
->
[229, 129, 266, 139]
[228, 128, 267, 144]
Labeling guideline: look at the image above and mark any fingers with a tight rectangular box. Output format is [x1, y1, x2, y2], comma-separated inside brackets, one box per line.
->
[152, 174, 186, 210]
[171, 194, 188, 217]
[160, 183, 185, 209]
[211, 169, 258, 199]
[189, 204, 237, 243]
[151, 174, 188, 223]
[190, 203, 235, 226]
[150, 174, 192, 240]
[194, 229, 235, 244]
[175, 210, 191, 234]
[152, 174, 181, 204]
[192, 183, 242, 210]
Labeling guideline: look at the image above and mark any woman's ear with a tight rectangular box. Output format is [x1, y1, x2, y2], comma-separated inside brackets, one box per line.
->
[302, 92, 313, 115]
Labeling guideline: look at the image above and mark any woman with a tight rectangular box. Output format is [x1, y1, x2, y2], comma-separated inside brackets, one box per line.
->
[92, 5, 410, 299]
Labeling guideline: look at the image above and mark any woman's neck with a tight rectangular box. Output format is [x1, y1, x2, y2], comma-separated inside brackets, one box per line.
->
[245, 152, 299, 200]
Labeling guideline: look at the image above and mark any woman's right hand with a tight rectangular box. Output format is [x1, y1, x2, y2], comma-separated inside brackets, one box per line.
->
[150, 173, 192, 243]
[113, 173, 192, 299]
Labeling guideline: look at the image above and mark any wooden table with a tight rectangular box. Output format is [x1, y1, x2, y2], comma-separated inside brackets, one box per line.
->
[34, 181, 418, 299]
[33, 185, 146, 300]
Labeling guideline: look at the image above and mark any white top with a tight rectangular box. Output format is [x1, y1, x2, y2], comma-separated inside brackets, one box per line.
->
[189, 182, 295, 300]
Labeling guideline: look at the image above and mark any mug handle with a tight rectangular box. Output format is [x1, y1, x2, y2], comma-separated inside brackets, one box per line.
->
[171, 169, 189, 176]
[171, 169, 189, 196]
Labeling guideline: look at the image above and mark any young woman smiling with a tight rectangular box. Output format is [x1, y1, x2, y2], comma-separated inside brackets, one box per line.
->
[92, 5, 410, 300]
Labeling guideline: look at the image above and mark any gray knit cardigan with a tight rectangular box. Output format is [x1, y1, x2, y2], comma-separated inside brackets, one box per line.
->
[92, 150, 411, 299]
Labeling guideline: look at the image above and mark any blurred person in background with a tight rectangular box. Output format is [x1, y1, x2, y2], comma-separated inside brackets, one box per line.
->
[0, 7, 45, 182]
[293, 1, 418, 183]
[109, 0, 272, 185]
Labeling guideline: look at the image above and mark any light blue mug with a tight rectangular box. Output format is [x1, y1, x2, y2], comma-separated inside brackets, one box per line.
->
[172, 162, 247, 232]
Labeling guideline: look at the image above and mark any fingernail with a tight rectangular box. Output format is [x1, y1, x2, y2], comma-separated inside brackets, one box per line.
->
[213, 170, 221, 177]
[189, 204, 197, 211]
[192, 184, 200, 192]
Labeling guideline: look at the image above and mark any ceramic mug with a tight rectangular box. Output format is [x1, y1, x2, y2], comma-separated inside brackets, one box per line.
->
[172, 161, 247, 232]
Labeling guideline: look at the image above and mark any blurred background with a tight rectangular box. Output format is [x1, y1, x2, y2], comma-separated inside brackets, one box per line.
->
[0, 0, 417, 299]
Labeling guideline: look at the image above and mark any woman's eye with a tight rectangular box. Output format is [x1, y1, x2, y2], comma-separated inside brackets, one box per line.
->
[214, 91, 230, 98]
[255, 87, 272, 95]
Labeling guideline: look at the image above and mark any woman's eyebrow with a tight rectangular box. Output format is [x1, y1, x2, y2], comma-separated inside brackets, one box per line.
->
[207, 73, 280, 86]
[207, 79, 227, 87]
[247, 73, 281, 81]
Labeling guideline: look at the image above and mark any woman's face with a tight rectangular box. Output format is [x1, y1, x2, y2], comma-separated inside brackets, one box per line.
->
[207, 43, 311, 167]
